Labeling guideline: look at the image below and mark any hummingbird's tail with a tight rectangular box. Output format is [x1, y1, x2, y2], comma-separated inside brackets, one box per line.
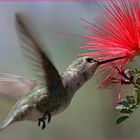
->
[0, 115, 15, 131]
[0, 104, 29, 131]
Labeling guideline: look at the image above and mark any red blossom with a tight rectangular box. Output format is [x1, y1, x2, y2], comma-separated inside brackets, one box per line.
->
[80, 0, 140, 87]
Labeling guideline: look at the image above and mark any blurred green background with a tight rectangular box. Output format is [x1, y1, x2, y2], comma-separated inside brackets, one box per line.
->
[0, 1, 140, 138]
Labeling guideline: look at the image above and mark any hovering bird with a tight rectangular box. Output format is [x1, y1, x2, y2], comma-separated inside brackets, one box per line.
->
[0, 13, 126, 131]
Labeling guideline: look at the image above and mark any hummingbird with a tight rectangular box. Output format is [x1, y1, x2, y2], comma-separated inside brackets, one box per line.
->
[0, 13, 126, 131]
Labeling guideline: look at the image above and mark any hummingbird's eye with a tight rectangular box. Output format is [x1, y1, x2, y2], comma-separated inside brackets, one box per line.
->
[85, 57, 94, 63]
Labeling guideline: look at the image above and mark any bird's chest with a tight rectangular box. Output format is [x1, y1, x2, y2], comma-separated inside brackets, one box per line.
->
[36, 93, 69, 115]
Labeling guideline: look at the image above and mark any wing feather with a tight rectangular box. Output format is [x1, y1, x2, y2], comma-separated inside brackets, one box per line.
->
[0, 73, 38, 100]
[15, 13, 64, 94]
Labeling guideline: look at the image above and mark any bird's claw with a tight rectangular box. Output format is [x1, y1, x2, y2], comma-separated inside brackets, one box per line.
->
[38, 117, 47, 130]
[38, 112, 51, 130]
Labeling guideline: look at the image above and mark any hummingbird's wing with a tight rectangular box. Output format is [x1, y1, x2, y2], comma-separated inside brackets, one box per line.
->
[15, 13, 64, 94]
[0, 73, 39, 100]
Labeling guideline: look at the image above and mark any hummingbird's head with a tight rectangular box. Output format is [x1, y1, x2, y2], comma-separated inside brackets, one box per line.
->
[62, 56, 99, 94]
[69, 56, 99, 81]
[79, 56, 99, 72]
[65, 56, 126, 82]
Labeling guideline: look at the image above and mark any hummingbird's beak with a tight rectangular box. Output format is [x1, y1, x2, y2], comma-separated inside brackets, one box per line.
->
[95, 56, 126, 65]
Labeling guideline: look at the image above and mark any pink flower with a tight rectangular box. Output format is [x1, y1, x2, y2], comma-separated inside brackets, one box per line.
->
[79, 0, 140, 87]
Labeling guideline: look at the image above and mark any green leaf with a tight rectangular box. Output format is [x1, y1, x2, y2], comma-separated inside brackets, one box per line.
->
[116, 104, 124, 110]
[116, 115, 129, 124]
[120, 109, 133, 114]
[126, 95, 134, 104]
[115, 67, 140, 124]
[133, 88, 140, 104]
[118, 100, 129, 107]
[130, 104, 136, 109]
[136, 78, 140, 85]
[130, 68, 140, 76]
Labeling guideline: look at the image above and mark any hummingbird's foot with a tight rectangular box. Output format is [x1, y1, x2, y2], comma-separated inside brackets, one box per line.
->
[38, 117, 46, 130]
[38, 111, 51, 130]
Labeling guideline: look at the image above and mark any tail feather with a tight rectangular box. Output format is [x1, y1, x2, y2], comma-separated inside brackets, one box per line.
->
[0, 104, 29, 131]
[0, 116, 15, 131]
